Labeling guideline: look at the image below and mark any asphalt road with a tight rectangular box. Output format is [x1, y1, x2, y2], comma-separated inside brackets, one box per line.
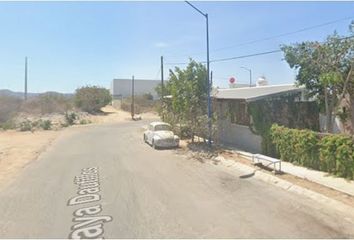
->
[0, 120, 354, 238]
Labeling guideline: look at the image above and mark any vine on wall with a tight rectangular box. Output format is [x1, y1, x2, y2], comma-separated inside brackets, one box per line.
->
[247, 93, 319, 156]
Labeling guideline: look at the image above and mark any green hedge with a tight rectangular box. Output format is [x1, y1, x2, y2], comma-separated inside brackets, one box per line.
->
[271, 124, 354, 179]
[319, 134, 354, 178]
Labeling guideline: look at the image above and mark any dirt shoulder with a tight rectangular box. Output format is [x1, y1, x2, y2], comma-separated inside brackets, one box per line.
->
[0, 105, 158, 189]
[0, 130, 59, 188]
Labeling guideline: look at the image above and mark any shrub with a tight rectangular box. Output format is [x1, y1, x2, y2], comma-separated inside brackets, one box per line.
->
[19, 120, 33, 132]
[142, 93, 154, 101]
[40, 120, 52, 130]
[271, 124, 354, 179]
[20, 93, 73, 114]
[65, 112, 77, 125]
[0, 119, 17, 130]
[0, 96, 22, 123]
[271, 124, 320, 169]
[74, 86, 112, 113]
[319, 135, 354, 179]
[120, 94, 158, 114]
[79, 119, 91, 125]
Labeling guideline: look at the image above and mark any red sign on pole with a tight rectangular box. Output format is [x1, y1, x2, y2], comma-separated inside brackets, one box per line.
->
[229, 77, 236, 84]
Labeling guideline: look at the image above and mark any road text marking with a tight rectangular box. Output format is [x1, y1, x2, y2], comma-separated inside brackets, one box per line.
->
[68, 167, 113, 239]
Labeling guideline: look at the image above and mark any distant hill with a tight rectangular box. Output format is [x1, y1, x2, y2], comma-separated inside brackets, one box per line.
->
[0, 89, 73, 98]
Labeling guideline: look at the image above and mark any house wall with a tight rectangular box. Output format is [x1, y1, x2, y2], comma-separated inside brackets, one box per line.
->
[319, 114, 342, 133]
[215, 97, 319, 154]
[216, 100, 262, 153]
[111, 79, 160, 99]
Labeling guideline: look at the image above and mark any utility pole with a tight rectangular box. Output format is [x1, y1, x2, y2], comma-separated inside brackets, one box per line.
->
[185, 1, 212, 147]
[241, 66, 252, 87]
[161, 56, 165, 121]
[210, 70, 213, 89]
[24, 57, 28, 100]
[131, 75, 135, 120]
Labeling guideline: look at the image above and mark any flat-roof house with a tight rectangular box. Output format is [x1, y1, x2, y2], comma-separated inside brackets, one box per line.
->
[214, 84, 319, 153]
[111, 79, 160, 99]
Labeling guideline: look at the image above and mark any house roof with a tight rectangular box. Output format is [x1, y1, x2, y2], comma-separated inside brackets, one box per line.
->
[214, 84, 305, 102]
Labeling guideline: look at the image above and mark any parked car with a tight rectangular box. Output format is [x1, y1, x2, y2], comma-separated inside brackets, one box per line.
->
[144, 122, 179, 149]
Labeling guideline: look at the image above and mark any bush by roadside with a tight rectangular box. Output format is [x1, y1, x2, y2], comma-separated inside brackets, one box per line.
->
[0, 91, 95, 131]
[120, 93, 158, 114]
[271, 124, 354, 179]
[20, 92, 73, 115]
[0, 96, 22, 127]
[74, 86, 112, 114]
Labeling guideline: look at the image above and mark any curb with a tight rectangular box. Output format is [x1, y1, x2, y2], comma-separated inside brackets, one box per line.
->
[230, 149, 354, 197]
[215, 156, 354, 224]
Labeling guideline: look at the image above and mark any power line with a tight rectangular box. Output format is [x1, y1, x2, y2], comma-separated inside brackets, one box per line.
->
[212, 16, 354, 52]
[165, 15, 354, 58]
[165, 35, 354, 66]
[165, 49, 282, 65]
[210, 49, 282, 63]
[154, 67, 161, 80]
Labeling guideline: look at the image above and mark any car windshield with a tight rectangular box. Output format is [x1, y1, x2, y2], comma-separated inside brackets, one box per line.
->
[154, 125, 171, 131]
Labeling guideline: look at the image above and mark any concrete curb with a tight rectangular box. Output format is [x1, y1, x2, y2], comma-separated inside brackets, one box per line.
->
[230, 150, 354, 197]
[215, 156, 354, 224]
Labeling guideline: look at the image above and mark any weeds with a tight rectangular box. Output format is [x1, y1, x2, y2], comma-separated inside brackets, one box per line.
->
[79, 119, 91, 125]
[19, 120, 33, 132]
[0, 119, 16, 130]
[65, 112, 77, 125]
[39, 120, 52, 130]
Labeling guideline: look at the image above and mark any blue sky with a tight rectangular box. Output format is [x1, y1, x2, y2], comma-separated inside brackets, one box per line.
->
[0, 1, 353, 93]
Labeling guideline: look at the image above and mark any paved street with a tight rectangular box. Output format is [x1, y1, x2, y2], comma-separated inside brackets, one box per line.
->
[0, 120, 354, 238]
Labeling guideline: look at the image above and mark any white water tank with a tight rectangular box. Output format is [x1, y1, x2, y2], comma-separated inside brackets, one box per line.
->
[256, 76, 268, 86]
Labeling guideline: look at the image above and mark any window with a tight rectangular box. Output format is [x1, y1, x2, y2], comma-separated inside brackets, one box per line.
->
[228, 101, 250, 126]
[154, 124, 171, 131]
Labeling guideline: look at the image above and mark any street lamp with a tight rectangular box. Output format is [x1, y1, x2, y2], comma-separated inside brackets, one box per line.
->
[185, 1, 212, 147]
[241, 66, 252, 87]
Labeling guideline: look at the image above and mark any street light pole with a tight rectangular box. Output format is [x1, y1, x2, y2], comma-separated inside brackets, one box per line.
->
[161, 56, 165, 121]
[185, 1, 212, 147]
[131, 75, 135, 120]
[241, 66, 252, 87]
[24, 57, 28, 101]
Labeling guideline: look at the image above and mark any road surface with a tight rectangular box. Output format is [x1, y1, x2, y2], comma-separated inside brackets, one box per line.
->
[0, 120, 354, 238]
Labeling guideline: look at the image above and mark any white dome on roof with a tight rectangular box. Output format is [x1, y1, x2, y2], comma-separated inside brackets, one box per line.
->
[256, 76, 268, 86]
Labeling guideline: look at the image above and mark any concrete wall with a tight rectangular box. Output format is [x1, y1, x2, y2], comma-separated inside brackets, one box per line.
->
[216, 101, 262, 153]
[111, 79, 160, 99]
[319, 114, 342, 133]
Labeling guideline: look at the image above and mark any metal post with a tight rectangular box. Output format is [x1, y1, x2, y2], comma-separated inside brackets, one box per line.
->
[185, 1, 212, 147]
[24, 57, 28, 100]
[241, 66, 252, 87]
[210, 71, 213, 88]
[161, 56, 165, 121]
[249, 69, 252, 87]
[206, 14, 212, 147]
[131, 75, 135, 119]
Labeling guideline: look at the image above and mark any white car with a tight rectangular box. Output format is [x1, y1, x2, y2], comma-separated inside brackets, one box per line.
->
[144, 122, 180, 149]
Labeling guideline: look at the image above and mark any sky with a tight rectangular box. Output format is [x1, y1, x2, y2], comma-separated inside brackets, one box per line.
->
[0, 1, 353, 93]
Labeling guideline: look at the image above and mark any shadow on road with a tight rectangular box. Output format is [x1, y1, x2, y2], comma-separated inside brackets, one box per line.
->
[239, 171, 256, 179]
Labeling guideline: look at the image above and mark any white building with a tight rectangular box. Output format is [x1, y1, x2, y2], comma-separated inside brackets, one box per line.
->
[111, 79, 161, 99]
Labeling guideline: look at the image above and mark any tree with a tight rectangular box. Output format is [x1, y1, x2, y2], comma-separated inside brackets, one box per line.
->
[74, 86, 112, 113]
[156, 59, 209, 140]
[281, 27, 354, 134]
